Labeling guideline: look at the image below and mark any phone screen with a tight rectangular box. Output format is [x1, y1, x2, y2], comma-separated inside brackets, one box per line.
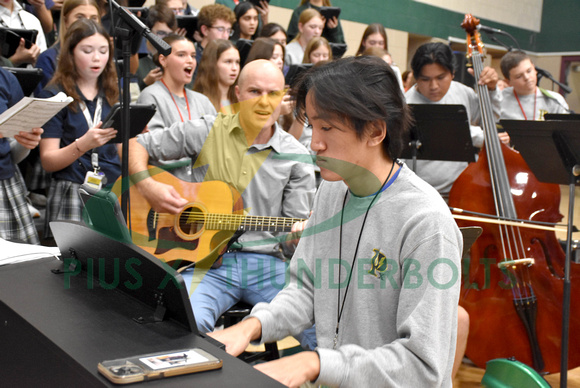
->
[139, 350, 210, 370]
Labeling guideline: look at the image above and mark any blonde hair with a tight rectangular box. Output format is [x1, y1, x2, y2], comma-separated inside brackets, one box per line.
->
[291, 8, 322, 44]
[58, 0, 100, 48]
[303, 36, 332, 64]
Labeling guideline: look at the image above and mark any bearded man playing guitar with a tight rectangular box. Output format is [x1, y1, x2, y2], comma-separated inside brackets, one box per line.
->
[127, 59, 317, 348]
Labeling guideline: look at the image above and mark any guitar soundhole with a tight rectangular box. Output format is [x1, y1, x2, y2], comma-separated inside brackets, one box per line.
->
[177, 205, 204, 239]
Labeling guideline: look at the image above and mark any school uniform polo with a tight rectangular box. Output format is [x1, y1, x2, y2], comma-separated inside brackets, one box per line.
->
[39, 85, 120, 185]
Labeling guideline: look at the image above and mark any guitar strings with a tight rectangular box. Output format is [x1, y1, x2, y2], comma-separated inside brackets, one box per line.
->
[151, 211, 304, 227]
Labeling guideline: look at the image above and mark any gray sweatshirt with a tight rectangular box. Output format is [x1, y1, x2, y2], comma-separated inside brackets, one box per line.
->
[499, 86, 568, 120]
[250, 164, 462, 387]
[136, 80, 216, 180]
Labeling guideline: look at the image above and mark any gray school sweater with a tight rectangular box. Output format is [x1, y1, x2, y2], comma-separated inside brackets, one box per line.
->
[499, 86, 569, 120]
[137, 80, 216, 131]
[136, 81, 216, 180]
[250, 164, 462, 387]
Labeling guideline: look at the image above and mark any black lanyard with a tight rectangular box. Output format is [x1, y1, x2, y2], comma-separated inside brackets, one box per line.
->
[333, 161, 397, 349]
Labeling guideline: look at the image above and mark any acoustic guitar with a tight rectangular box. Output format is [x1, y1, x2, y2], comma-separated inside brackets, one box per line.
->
[112, 166, 304, 266]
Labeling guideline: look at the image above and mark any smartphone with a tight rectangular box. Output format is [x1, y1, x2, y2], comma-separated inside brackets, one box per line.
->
[98, 348, 223, 384]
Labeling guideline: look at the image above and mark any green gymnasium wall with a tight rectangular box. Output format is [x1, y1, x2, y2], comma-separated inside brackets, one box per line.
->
[270, 0, 580, 53]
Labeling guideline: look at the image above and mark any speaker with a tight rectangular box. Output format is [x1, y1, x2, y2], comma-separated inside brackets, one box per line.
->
[453, 51, 476, 89]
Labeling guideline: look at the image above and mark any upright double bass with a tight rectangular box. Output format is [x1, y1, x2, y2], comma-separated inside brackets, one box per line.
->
[449, 14, 580, 374]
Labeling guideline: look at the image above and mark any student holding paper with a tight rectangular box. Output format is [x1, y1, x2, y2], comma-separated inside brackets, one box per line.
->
[0, 67, 43, 244]
[38, 19, 120, 238]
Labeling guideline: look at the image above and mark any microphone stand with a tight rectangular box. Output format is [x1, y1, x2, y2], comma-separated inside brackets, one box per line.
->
[479, 29, 573, 99]
[478, 28, 520, 51]
[535, 66, 573, 96]
[108, 0, 171, 223]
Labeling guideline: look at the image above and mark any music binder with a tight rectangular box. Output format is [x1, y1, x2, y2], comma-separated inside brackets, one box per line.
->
[0, 92, 73, 137]
[2, 67, 43, 97]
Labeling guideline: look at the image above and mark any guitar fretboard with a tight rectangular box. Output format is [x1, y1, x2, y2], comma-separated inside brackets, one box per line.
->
[162, 211, 304, 233]
[204, 213, 303, 232]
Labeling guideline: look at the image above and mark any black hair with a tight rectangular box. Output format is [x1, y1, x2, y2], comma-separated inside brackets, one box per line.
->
[293, 56, 412, 159]
[410, 42, 455, 78]
[231, 1, 259, 41]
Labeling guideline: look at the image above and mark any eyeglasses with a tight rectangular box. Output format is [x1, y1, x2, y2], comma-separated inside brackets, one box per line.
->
[209, 26, 234, 37]
[153, 30, 171, 38]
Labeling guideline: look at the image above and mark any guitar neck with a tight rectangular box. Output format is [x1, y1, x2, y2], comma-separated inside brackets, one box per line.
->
[205, 214, 304, 232]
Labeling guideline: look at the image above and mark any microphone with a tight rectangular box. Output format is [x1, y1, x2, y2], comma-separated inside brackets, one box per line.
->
[476, 24, 505, 35]
[535, 66, 553, 79]
[110, 0, 172, 56]
[536, 66, 573, 95]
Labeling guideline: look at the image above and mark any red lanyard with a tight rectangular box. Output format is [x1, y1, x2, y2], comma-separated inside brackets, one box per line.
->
[161, 80, 191, 122]
[514, 87, 537, 121]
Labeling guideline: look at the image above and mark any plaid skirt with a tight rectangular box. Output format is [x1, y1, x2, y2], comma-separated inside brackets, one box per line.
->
[0, 170, 40, 244]
[44, 179, 84, 239]
[23, 152, 51, 191]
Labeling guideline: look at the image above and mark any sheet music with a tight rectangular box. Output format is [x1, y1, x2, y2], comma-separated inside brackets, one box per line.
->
[0, 92, 73, 138]
[0, 238, 61, 266]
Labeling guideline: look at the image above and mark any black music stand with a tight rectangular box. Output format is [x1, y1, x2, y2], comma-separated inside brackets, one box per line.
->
[50, 220, 197, 333]
[3, 67, 43, 96]
[500, 119, 580, 388]
[545, 113, 580, 121]
[399, 104, 476, 171]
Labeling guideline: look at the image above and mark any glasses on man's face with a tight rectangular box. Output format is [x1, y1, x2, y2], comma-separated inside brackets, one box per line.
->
[210, 26, 234, 37]
[153, 30, 171, 38]
[171, 8, 185, 15]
